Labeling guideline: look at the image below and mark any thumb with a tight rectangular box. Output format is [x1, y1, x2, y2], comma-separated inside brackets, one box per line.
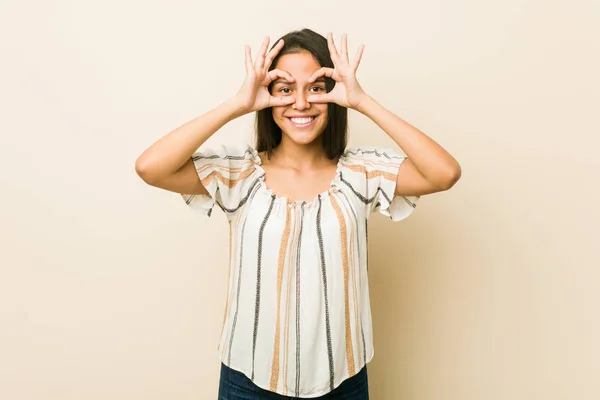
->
[270, 95, 295, 107]
[306, 93, 332, 103]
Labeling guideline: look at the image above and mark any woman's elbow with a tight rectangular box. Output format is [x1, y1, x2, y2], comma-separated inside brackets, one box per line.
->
[439, 163, 462, 191]
[135, 156, 159, 184]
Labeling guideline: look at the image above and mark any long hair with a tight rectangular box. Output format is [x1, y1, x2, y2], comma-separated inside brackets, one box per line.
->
[255, 28, 348, 160]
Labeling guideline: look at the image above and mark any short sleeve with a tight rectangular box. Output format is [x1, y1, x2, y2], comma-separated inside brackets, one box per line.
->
[181, 144, 260, 219]
[340, 147, 419, 222]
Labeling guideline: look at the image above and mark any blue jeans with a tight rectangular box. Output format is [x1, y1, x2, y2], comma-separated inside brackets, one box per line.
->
[218, 362, 369, 399]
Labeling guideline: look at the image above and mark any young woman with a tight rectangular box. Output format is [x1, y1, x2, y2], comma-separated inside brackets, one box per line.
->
[136, 29, 461, 400]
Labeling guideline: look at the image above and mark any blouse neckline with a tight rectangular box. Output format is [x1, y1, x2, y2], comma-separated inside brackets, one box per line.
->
[251, 148, 344, 208]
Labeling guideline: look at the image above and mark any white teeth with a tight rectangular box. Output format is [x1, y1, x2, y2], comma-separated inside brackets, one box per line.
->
[290, 117, 315, 125]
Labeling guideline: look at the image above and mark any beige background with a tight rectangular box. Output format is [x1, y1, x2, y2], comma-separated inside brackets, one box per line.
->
[1, 0, 599, 399]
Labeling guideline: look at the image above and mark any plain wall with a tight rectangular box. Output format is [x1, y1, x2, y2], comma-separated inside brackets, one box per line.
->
[1, 0, 599, 399]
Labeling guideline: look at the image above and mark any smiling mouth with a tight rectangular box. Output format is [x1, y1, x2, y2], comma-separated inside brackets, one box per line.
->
[287, 116, 317, 127]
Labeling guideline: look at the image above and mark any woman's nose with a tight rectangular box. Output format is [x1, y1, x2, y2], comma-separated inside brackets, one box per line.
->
[293, 92, 310, 110]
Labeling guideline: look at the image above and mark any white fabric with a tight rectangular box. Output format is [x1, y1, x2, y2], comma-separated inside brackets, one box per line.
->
[181, 144, 419, 398]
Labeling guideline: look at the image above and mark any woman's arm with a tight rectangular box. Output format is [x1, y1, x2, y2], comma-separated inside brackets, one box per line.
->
[356, 96, 462, 196]
[135, 37, 295, 195]
[135, 99, 246, 194]
[306, 32, 461, 197]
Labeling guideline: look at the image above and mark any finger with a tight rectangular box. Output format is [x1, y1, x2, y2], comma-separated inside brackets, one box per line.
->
[308, 67, 335, 83]
[269, 95, 296, 107]
[353, 44, 365, 71]
[340, 33, 349, 62]
[264, 39, 285, 70]
[255, 36, 270, 69]
[244, 45, 253, 72]
[267, 68, 295, 84]
[327, 32, 340, 63]
[306, 93, 334, 103]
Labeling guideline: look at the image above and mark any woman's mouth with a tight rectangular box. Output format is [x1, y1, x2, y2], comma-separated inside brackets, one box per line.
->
[287, 116, 317, 128]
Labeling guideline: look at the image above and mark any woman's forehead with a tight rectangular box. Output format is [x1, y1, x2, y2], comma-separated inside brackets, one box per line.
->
[274, 51, 321, 76]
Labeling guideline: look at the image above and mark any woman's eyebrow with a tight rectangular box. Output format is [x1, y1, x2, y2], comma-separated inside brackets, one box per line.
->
[272, 77, 327, 85]
[272, 78, 293, 85]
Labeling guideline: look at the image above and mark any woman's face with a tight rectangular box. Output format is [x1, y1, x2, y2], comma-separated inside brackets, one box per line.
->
[270, 51, 329, 146]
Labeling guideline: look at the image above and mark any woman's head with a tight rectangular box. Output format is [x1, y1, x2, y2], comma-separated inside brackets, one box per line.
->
[256, 29, 348, 159]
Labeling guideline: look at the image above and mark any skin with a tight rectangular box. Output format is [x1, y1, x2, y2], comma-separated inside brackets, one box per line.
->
[259, 50, 337, 202]
[270, 51, 329, 151]
[257, 33, 462, 201]
[134, 33, 461, 199]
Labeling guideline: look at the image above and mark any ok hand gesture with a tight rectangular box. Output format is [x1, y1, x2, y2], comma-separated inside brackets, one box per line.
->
[306, 33, 368, 110]
[234, 37, 296, 113]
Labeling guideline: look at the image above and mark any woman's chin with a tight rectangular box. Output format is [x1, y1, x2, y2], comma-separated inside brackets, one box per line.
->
[282, 123, 327, 145]
[285, 131, 322, 145]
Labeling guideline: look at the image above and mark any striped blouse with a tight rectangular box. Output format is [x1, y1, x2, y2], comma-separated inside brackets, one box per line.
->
[181, 144, 419, 398]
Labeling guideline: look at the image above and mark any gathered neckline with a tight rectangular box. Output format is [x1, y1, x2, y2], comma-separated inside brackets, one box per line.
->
[251, 148, 345, 207]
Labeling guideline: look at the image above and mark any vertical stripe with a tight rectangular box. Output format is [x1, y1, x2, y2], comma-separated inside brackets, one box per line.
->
[270, 204, 292, 391]
[295, 202, 306, 397]
[283, 204, 297, 394]
[349, 216, 361, 369]
[365, 218, 369, 272]
[363, 218, 368, 364]
[317, 195, 335, 391]
[282, 246, 292, 396]
[330, 195, 356, 377]
[220, 210, 243, 356]
[283, 203, 301, 395]
[339, 191, 364, 367]
[218, 221, 233, 352]
[252, 195, 276, 381]
[338, 192, 362, 370]
[227, 184, 261, 365]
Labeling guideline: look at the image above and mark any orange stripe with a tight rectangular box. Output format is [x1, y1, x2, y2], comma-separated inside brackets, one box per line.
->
[343, 158, 400, 169]
[282, 206, 299, 395]
[285, 204, 304, 394]
[220, 210, 243, 358]
[200, 166, 256, 188]
[330, 195, 356, 376]
[342, 156, 401, 168]
[218, 220, 233, 355]
[270, 204, 292, 391]
[349, 212, 361, 368]
[196, 163, 245, 175]
[282, 269, 291, 395]
[340, 163, 397, 182]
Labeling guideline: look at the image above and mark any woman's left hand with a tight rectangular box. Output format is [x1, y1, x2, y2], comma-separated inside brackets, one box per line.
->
[306, 32, 368, 110]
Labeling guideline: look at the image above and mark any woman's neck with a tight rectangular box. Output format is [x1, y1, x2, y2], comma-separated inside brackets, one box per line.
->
[270, 136, 334, 170]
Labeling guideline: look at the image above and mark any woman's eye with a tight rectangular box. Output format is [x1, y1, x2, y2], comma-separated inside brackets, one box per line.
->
[309, 86, 324, 93]
[279, 88, 292, 94]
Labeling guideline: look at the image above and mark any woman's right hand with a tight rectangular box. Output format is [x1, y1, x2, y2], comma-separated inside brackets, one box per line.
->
[233, 37, 296, 113]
